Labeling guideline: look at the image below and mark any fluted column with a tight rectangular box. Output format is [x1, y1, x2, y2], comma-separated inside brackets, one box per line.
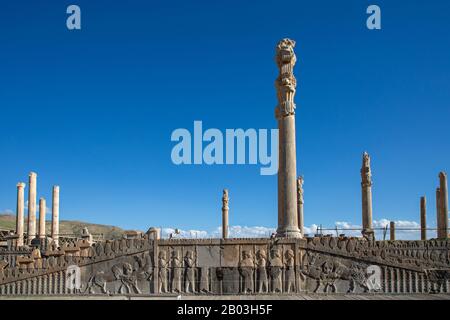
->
[15, 182, 26, 247]
[436, 188, 440, 238]
[438, 172, 448, 239]
[275, 38, 301, 238]
[361, 152, 374, 238]
[51, 186, 60, 246]
[420, 196, 426, 240]
[222, 189, 229, 239]
[39, 198, 46, 239]
[297, 176, 304, 236]
[27, 172, 37, 243]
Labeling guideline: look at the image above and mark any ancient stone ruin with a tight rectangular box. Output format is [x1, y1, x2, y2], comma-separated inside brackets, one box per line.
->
[0, 39, 449, 297]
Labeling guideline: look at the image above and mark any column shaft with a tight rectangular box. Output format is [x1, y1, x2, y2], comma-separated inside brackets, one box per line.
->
[438, 172, 449, 239]
[27, 172, 37, 243]
[51, 186, 60, 246]
[275, 39, 301, 238]
[436, 188, 441, 238]
[390, 221, 395, 241]
[420, 196, 426, 240]
[297, 176, 304, 236]
[39, 198, 46, 239]
[222, 189, 229, 239]
[15, 182, 26, 247]
[361, 152, 373, 239]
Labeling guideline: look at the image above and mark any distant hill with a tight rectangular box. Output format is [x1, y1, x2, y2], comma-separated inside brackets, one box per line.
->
[0, 214, 126, 240]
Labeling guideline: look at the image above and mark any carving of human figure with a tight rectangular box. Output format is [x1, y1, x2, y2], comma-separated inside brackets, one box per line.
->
[256, 250, 268, 293]
[184, 250, 196, 293]
[199, 267, 209, 293]
[239, 251, 255, 294]
[158, 251, 168, 293]
[170, 251, 182, 293]
[285, 249, 296, 293]
[269, 249, 283, 293]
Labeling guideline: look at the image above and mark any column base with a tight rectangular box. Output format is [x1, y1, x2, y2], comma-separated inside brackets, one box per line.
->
[276, 227, 302, 238]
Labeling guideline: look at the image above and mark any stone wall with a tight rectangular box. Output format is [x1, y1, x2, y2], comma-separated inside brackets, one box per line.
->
[0, 236, 449, 296]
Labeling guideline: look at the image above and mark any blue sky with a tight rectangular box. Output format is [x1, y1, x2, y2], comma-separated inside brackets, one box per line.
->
[0, 1, 449, 237]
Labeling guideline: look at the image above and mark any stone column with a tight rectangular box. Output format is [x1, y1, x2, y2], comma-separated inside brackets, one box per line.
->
[297, 176, 304, 236]
[361, 152, 374, 238]
[420, 196, 426, 240]
[222, 189, 229, 239]
[275, 39, 301, 238]
[39, 198, 46, 239]
[27, 172, 37, 243]
[438, 172, 449, 239]
[390, 221, 395, 241]
[15, 182, 26, 247]
[51, 185, 60, 246]
[436, 188, 440, 239]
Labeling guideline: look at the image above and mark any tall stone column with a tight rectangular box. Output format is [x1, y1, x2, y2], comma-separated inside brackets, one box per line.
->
[27, 172, 37, 243]
[361, 152, 374, 239]
[436, 187, 440, 238]
[438, 172, 448, 239]
[297, 176, 304, 236]
[420, 196, 426, 240]
[390, 221, 395, 241]
[39, 198, 46, 239]
[275, 38, 301, 238]
[51, 185, 60, 246]
[15, 182, 26, 247]
[222, 189, 229, 239]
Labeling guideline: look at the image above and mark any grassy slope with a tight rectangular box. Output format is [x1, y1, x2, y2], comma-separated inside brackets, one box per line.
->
[0, 214, 126, 240]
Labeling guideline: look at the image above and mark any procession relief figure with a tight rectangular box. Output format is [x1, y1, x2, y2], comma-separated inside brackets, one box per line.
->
[184, 250, 196, 293]
[269, 249, 283, 293]
[256, 249, 269, 293]
[199, 267, 210, 293]
[285, 249, 296, 293]
[170, 251, 182, 293]
[239, 250, 255, 294]
[158, 251, 168, 293]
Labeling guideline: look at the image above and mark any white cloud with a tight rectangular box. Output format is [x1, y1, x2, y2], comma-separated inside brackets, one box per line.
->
[159, 218, 431, 240]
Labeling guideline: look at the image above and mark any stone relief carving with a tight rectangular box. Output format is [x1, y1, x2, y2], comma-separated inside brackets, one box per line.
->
[112, 262, 141, 294]
[239, 250, 254, 294]
[84, 271, 109, 294]
[285, 249, 296, 293]
[256, 249, 268, 293]
[158, 251, 168, 293]
[425, 269, 450, 293]
[170, 250, 182, 293]
[184, 250, 195, 293]
[269, 249, 283, 293]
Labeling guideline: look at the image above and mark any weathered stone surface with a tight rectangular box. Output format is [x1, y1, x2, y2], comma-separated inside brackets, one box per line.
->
[275, 39, 301, 238]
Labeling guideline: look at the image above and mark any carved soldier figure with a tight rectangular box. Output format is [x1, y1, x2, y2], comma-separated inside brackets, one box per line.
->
[158, 251, 168, 293]
[199, 267, 210, 293]
[170, 251, 182, 293]
[239, 250, 255, 294]
[184, 250, 196, 293]
[256, 249, 268, 293]
[269, 249, 283, 293]
[285, 249, 296, 293]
